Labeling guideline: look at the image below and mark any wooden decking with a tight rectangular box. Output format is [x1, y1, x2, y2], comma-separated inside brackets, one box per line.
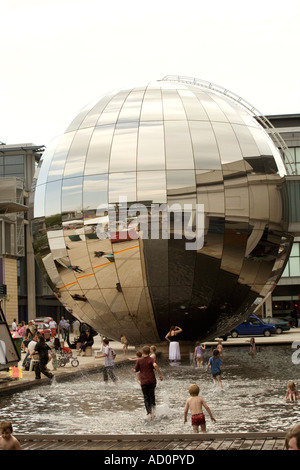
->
[16, 432, 287, 451]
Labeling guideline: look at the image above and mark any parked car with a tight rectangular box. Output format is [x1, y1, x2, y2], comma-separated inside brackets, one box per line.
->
[231, 314, 276, 338]
[34, 317, 53, 324]
[265, 317, 291, 334]
[36, 323, 51, 340]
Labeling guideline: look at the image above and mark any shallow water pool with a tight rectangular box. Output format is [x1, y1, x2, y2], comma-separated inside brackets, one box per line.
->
[1, 344, 300, 435]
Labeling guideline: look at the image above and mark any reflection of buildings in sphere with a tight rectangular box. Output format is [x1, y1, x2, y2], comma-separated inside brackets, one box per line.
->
[31, 77, 295, 344]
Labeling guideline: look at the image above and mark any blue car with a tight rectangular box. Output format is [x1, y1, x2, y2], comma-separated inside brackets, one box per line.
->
[231, 314, 276, 338]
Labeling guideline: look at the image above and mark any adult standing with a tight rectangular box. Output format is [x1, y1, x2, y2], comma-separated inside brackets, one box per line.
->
[33, 335, 54, 381]
[48, 319, 57, 338]
[134, 345, 163, 420]
[72, 319, 80, 338]
[11, 319, 17, 331]
[59, 317, 68, 340]
[165, 326, 182, 362]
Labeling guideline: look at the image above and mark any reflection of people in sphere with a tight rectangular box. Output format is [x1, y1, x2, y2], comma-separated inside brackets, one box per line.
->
[165, 326, 182, 362]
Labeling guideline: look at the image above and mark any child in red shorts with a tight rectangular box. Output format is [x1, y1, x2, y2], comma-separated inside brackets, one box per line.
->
[184, 384, 216, 433]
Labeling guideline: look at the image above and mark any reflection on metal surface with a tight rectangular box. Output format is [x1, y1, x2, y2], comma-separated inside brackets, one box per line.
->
[30, 77, 296, 344]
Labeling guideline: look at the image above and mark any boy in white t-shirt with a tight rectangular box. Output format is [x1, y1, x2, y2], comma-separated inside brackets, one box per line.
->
[95, 339, 118, 385]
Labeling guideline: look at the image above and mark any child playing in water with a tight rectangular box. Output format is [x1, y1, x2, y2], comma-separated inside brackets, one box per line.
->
[216, 340, 223, 359]
[0, 421, 22, 450]
[194, 342, 205, 367]
[184, 384, 216, 433]
[285, 381, 299, 402]
[249, 337, 255, 354]
[206, 349, 223, 388]
[150, 345, 157, 361]
[128, 351, 142, 384]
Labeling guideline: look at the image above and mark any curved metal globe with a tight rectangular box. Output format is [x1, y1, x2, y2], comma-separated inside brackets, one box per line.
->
[30, 77, 293, 344]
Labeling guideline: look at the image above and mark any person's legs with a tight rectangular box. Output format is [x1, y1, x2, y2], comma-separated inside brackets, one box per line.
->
[40, 363, 54, 379]
[107, 366, 118, 385]
[148, 384, 156, 413]
[141, 384, 152, 417]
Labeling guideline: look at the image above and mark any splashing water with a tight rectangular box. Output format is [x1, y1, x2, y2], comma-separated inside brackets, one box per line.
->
[0, 344, 299, 435]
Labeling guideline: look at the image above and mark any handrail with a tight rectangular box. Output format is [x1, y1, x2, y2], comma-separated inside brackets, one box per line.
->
[161, 75, 297, 175]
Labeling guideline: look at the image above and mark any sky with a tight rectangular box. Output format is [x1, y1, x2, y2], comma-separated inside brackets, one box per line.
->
[1, 0, 300, 147]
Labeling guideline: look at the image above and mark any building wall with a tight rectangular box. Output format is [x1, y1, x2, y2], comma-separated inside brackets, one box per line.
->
[2, 257, 18, 327]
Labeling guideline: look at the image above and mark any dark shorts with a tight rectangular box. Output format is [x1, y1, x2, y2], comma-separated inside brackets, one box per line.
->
[191, 413, 205, 426]
[212, 371, 221, 378]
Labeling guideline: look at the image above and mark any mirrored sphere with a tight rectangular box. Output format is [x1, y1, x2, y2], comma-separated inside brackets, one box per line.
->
[30, 78, 293, 343]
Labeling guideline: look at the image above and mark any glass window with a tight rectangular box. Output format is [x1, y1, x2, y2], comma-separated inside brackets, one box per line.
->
[109, 121, 138, 172]
[84, 125, 115, 176]
[178, 89, 208, 121]
[140, 88, 163, 121]
[162, 89, 186, 120]
[196, 92, 228, 122]
[212, 122, 243, 164]
[137, 122, 165, 171]
[45, 180, 62, 228]
[83, 174, 108, 214]
[4, 155, 23, 165]
[33, 183, 46, 218]
[137, 171, 167, 204]
[164, 121, 194, 169]
[295, 147, 300, 163]
[63, 128, 93, 178]
[291, 243, 299, 257]
[248, 126, 274, 156]
[189, 121, 221, 170]
[167, 170, 196, 207]
[117, 89, 144, 123]
[97, 90, 131, 126]
[210, 94, 245, 125]
[109, 172, 136, 204]
[61, 176, 83, 215]
[232, 124, 260, 157]
[289, 257, 300, 277]
[4, 164, 24, 175]
[47, 131, 75, 182]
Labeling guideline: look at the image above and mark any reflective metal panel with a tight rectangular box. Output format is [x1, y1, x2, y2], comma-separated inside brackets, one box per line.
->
[31, 78, 293, 344]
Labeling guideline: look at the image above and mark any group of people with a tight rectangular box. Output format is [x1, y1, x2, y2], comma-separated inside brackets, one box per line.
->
[4, 319, 300, 446]
[165, 325, 224, 390]
[17, 317, 85, 379]
[22, 330, 54, 381]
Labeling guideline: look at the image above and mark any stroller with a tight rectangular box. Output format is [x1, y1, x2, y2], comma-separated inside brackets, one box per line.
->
[53, 338, 79, 368]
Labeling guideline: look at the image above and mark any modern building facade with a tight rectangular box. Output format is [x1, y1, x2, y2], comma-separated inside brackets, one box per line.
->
[0, 143, 66, 327]
[267, 114, 300, 318]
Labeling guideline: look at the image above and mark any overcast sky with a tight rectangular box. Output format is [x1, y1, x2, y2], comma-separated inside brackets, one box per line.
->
[1, 0, 299, 146]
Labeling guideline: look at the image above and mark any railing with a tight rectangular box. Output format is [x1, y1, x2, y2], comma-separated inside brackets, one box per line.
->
[161, 75, 297, 176]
